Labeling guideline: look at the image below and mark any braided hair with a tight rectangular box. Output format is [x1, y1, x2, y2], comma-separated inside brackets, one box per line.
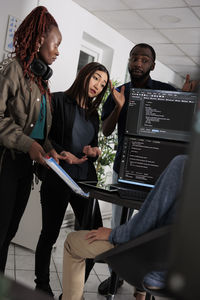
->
[13, 6, 58, 95]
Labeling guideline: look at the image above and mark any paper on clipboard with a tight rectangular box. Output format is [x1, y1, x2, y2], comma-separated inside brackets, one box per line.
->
[43, 157, 90, 198]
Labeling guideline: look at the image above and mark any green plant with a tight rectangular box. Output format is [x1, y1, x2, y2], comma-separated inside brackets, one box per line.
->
[95, 80, 119, 184]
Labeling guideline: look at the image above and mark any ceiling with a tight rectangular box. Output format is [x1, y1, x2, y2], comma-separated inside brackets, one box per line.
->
[73, 0, 200, 80]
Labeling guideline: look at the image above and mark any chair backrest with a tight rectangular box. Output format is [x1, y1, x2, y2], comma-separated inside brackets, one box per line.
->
[95, 225, 172, 293]
[167, 86, 200, 299]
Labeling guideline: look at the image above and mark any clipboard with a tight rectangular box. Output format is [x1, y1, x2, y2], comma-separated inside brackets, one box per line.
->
[43, 157, 90, 198]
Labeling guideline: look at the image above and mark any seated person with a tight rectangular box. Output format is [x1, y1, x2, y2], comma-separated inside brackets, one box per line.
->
[60, 155, 187, 300]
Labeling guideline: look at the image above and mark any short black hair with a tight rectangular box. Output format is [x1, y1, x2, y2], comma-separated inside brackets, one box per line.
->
[130, 43, 156, 62]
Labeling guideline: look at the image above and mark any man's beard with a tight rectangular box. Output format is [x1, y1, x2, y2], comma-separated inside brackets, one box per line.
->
[128, 67, 151, 83]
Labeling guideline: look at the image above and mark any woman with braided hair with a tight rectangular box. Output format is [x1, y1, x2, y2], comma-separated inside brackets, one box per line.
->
[0, 6, 68, 275]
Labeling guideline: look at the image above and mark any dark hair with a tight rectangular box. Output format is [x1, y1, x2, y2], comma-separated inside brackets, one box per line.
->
[65, 62, 109, 118]
[130, 43, 156, 62]
[13, 6, 58, 95]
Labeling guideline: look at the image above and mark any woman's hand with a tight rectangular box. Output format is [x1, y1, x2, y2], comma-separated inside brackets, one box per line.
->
[28, 141, 46, 165]
[83, 145, 101, 157]
[60, 151, 88, 164]
[110, 80, 125, 109]
[47, 148, 63, 164]
[85, 227, 112, 244]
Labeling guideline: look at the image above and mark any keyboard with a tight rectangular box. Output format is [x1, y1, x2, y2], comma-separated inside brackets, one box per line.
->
[111, 184, 149, 201]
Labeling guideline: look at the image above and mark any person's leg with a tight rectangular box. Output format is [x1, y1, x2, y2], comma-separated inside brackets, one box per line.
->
[98, 170, 124, 295]
[84, 199, 103, 281]
[62, 230, 114, 300]
[70, 194, 103, 281]
[135, 292, 146, 300]
[0, 152, 32, 272]
[35, 171, 70, 293]
[111, 170, 122, 229]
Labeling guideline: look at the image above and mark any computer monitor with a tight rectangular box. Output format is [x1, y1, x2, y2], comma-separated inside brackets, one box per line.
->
[125, 89, 197, 142]
[117, 88, 197, 189]
[118, 136, 188, 188]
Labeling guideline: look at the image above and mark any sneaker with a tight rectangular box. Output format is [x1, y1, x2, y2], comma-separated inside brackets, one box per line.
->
[35, 283, 54, 297]
[98, 277, 124, 295]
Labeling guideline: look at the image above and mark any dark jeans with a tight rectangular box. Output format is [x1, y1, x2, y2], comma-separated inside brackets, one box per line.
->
[35, 170, 102, 285]
[0, 150, 33, 272]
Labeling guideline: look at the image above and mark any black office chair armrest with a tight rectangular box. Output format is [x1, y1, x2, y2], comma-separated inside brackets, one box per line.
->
[95, 225, 172, 294]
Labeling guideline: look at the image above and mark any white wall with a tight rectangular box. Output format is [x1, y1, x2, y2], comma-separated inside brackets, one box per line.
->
[0, 0, 38, 61]
[0, 0, 183, 90]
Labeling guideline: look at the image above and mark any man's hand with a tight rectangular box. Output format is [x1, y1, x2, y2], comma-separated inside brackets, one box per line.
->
[85, 227, 112, 244]
[110, 81, 125, 109]
[28, 141, 46, 165]
[182, 74, 199, 92]
[60, 151, 88, 164]
[83, 145, 101, 157]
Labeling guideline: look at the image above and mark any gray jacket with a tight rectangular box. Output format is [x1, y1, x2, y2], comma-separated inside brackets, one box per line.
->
[0, 57, 52, 153]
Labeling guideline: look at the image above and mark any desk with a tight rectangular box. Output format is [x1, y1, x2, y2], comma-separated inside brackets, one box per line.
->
[79, 184, 144, 210]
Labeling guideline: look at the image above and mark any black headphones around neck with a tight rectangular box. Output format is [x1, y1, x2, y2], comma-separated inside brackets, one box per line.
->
[30, 58, 53, 80]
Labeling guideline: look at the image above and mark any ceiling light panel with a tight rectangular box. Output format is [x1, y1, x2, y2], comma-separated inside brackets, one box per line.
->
[137, 8, 200, 28]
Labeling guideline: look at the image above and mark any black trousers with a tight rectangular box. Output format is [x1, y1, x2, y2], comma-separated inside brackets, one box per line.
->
[35, 170, 102, 285]
[0, 150, 33, 272]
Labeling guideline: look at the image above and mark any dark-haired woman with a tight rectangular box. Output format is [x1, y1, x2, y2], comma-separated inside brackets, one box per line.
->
[0, 6, 65, 273]
[35, 62, 109, 296]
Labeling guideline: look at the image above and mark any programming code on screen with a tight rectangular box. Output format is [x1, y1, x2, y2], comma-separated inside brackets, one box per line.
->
[125, 89, 197, 142]
[118, 136, 188, 187]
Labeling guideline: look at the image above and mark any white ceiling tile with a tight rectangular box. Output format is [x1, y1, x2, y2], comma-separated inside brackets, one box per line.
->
[160, 28, 200, 43]
[192, 7, 200, 18]
[73, 0, 200, 80]
[93, 10, 152, 29]
[184, 0, 200, 6]
[158, 56, 196, 65]
[73, 0, 128, 11]
[137, 8, 200, 28]
[179, 44, 200, 56]
[191, 56, 200, 64]
[122, 0, 186, 9]
[168, 65, 200, 78]
[119, 29, 170, 43]
[151, 44, 185, 56]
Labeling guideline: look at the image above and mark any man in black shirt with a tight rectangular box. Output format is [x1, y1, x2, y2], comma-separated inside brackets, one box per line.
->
[99, 43, 177, 295]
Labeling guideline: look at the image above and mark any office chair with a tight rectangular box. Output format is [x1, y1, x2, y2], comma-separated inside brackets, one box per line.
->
[95, 225, 173, 299]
